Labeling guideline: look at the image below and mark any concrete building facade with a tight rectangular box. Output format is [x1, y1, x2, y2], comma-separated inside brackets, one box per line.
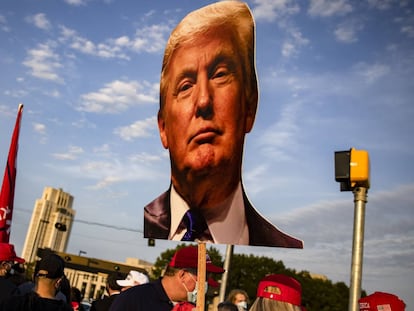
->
[22, 187, 75, 262]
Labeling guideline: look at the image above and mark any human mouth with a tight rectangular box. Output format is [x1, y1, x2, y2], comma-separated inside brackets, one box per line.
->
[190, 127, 221, 144]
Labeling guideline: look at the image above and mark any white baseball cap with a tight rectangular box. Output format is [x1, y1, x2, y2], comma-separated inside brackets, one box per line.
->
[116, 270, 149, 287]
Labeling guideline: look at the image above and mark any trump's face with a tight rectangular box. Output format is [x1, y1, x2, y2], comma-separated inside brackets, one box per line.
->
[158, 28, 256, 182]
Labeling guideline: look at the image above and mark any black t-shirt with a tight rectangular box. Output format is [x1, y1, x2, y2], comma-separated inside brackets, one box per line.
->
[0, 278, 19, 304]
[0, 292, 72, 311]
[109, 278, 174, 311]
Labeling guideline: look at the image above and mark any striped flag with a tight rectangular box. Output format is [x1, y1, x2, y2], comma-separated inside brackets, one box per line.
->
[0, 104, 23, 243]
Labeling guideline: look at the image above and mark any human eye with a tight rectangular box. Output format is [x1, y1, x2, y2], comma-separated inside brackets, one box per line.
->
[212, 66, 230, 79]
[173, 77, 194, 98]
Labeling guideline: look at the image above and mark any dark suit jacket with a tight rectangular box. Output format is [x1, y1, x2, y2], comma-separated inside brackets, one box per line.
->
[144, 188, 303, 248]
[91, 294, 119, 311]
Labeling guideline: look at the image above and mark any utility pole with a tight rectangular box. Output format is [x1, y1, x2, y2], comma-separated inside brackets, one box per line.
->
[335, 148, 370, 311]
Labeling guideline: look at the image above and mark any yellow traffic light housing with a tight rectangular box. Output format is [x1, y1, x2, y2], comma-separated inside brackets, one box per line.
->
[335, 148, 370, 191]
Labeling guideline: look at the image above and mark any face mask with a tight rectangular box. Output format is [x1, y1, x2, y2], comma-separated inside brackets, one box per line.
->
[6, 268, 15, 277]
[236, 301, 247, 310]
[183, 275, 208, 304]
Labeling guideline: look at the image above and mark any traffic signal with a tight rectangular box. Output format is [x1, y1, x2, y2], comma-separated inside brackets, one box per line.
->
[335, 148, 370, 191]
[148, 238, 155, 247]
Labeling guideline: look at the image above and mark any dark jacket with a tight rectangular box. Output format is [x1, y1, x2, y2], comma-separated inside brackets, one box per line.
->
[91, 294, 120, 311]
[0, 292, 72, 311]
[144, 187, 303, 248]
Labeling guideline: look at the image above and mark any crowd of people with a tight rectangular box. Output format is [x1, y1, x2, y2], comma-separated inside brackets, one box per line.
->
[1, 243, 406, 311]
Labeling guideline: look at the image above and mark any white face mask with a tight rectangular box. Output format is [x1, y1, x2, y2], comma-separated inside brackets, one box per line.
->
[182, 275, 208, 304]
[236, 301, 248, 310]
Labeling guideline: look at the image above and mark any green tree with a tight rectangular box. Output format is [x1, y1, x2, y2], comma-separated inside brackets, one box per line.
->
[225, 253, 287, 301]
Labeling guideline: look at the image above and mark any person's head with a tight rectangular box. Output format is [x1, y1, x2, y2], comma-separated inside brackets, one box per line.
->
[250, 274, 303, 311]
[0, 243, 25, 277]
[359, 292, 406, 311]
[162, 246, 224, 304]
[106, 271, 125, 293]
[70, 286, 83, 303]
[226, 289, 249, 310]
[116, 270, 149, 291]
[218, 301, 239, 311]
[33, 253, 66, 298]
[158, 1, 258, 195]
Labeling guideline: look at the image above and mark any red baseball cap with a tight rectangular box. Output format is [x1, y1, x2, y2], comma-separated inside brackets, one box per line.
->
[256, 274, 302, 306]
[168, 246, 224, 274]
[0, 243, 25, 264]
[168, 246, 224, 287]
[359, 292, 406, 311]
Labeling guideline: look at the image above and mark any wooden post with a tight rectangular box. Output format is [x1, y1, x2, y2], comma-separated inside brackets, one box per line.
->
[196, 242, 206, 310]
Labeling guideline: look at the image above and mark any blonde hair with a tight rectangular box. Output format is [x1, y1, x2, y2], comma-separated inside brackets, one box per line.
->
[159, 0, 258, 115]
[249, 297, 302, 311]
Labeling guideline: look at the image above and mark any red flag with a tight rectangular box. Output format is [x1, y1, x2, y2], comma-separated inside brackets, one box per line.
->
[0, 104, 23, 243]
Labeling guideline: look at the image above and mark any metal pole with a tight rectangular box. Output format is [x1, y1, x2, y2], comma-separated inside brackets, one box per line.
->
[219, 244, 233, 302]
[348, 187, 368, 311]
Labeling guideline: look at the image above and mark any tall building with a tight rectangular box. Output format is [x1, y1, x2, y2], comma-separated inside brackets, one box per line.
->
[22, 187, 75, 262]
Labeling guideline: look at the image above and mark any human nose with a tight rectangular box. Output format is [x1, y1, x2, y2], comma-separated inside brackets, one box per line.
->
[195, 75, 213, 119]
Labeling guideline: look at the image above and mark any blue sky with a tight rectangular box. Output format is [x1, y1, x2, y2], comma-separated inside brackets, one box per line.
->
[1, 0, 413, 308]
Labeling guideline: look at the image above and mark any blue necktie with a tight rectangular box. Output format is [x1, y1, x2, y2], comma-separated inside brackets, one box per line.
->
[182, 210, 208, 241]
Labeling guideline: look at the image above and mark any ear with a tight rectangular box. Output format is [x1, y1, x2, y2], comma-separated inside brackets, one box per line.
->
[55, 277, 62, 289]
[177, 269, 186, 281]
[157, 110, 168, 149]
[244, 90, 258, 133]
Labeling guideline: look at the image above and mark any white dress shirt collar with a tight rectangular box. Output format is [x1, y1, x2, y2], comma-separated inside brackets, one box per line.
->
[169, 183, 249, 244]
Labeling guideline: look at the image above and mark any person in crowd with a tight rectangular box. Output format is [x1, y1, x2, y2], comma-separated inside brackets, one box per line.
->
[0, 243, 24, 303]
[143, 0, 303, 248]
[359, 291, 406, 311]
[70, 287, 85, 311]
[7, 262, 26, 287]
[249, 274, 305, 311]
[91, 272, 125, 311]
[226, 289, 249, 311]
[0, 253, 72, 311]
[218, 301, 239, 311]
[116, 270, 149, 291]
[172, 301, 196, 311]
[109, 245, 224, 311]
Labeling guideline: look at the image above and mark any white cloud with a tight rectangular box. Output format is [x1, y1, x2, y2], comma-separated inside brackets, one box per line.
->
[366, 0, 395, 10]
[64, 0, 87, 6]
[78, 80, 157, 113]
[252, 0, 300, 22]
[401, 25, 414, 38]
[0, 14, 10, 32]
[59, 26, 129, 60]
[27, 13, 51, 30]
[51, 145, 84, 160]
[281, 26, 309, 58]
[308, 0, 353, 17]
[33, 122, 46, 134]
[22, 43, 63, 83]
[59, 23, 169, 59]
[334, 20, 364, 43]
[114, 116, 157, 141]
[258, 100, 301, 160]
[353, 62, 390, 84]
[131, 24, 170, 53]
